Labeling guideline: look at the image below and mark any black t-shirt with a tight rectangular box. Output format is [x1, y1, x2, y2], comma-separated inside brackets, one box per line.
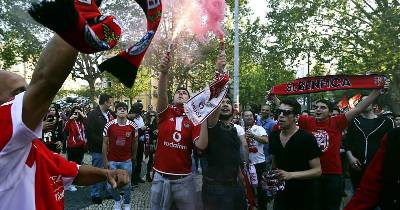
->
[203, 121, 242, 181]
[269, 129, 321, 209]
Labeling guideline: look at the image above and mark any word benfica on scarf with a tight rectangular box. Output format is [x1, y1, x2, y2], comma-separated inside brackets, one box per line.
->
[271, 75, 386, 95]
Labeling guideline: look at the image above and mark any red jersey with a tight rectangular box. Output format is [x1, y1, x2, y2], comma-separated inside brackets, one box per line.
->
[64, 119, 86, 148]
[153, 105, 200, 175]
[0, 93, 78, 210]
[298, 114, 348, 175]
[103, 119, 138, 162]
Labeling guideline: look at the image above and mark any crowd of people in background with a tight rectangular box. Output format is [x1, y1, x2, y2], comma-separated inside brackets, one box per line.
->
[28, 47, 398, 210]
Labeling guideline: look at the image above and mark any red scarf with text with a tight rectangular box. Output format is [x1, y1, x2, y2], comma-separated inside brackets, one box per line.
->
[271, 75, 386, 95]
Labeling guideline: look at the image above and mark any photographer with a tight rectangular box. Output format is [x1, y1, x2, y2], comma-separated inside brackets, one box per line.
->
[42, 106, 63, 153]
[64, 106, 87, 191]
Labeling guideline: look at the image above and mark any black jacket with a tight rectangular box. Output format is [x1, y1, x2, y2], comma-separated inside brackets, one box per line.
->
[381, 128, 400, 210]
[345, 116, 394, 165]
[85, 106, 114, 153]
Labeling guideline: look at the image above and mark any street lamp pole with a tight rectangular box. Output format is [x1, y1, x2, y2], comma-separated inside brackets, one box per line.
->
[233, 0, 240, 107]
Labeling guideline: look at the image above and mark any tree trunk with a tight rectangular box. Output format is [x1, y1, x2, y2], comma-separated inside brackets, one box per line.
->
[87, 78, 97, 106]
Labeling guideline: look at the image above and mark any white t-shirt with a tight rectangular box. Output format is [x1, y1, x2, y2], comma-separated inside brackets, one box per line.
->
[234, 124, 245, 137]
[247, 125, 267, 164]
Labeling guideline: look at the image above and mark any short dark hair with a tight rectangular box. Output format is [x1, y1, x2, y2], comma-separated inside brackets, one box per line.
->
[315, 99, 333, 112]
[99, 93, 112, 105]
[243, 109, 256, 120]
[332, 107, 341, 113]
[130, 102, 143, 114]
[280, 98, 301, 115]
[115, 102, 128, 110]
[175, 87, 190, 98]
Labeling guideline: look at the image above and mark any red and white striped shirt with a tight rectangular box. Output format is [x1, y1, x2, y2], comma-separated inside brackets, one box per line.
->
[0, 93, 78, 210]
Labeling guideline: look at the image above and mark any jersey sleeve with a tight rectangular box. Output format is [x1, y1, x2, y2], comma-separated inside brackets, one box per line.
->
[49, 152, 79, 187]
[192, 124, 200, 142]
[103, 122, 111, 137]
[305, 131, 322, 160]
[10, 93, 43, 148]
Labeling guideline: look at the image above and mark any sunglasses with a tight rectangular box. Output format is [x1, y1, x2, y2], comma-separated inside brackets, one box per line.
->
[276, 109, 294, 116]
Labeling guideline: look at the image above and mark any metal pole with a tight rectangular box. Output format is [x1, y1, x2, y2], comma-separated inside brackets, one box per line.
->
[233, 0, 240, 106]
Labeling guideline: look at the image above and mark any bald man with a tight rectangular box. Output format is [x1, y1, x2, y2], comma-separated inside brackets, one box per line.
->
[0, 36, 128, 210]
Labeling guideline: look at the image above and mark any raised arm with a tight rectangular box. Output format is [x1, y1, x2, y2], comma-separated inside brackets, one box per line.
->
[345, 90, 380, 122]
[156, 54, 171, 113]
[23, 35, 78, 131]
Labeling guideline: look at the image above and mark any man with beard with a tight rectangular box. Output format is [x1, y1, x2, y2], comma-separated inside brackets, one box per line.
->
[345, 96, 394, 191]
[269, 98, 322, 210]
[150, 53, 220, 210]
[197, 96, 249, 210]
[270, 85, 387, 210]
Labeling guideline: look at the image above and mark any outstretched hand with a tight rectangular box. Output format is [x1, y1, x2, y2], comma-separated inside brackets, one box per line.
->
[106, 169, 129, 189]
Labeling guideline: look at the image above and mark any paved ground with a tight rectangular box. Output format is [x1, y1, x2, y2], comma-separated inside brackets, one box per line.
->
[64, 154, 353, 210]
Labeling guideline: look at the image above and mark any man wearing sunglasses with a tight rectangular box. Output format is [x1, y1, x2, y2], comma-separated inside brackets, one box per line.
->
[270, 83, 388, 210]
[269, 98, 322, 210]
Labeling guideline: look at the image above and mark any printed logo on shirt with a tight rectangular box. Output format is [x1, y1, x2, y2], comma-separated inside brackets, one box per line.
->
[312, 129, 329, 152]
[50, 175, 65, 201]
[172, 131, 182, 142]
[116, 136, 126, 146]
[126, 132, 132, 138]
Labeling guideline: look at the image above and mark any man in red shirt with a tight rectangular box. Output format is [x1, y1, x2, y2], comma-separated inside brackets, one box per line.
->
[150, 52, 224, 209]
[0, 13, 128, 210]
[103, 102, 138, 210]
[270, 85, 388, 210]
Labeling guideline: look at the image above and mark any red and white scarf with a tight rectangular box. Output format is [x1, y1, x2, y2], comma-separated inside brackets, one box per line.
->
[184, 72, 230, 126]
[271, 74, 386, 95]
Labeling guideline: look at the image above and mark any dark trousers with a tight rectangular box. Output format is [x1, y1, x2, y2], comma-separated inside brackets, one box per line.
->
[202, 182, 246, 210]
[349, 168, 366, 192]
[67, 147, 84, 164]
[320, 174, 343, 210]
[254, 162, 268, 210]
[133, 140, 144, 182]
[146, 153, 154, 176]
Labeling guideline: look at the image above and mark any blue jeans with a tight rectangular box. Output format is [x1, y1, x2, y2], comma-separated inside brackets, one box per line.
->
[202, 181, 246, 210]
[150, 172, 197, 210]
[106, 160, 133, 204]
[90, 153, 106, 198]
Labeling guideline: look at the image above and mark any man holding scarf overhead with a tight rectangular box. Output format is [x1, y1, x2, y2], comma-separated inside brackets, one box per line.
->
[150, 49, 226, 210]
[269, 75, 389, 210]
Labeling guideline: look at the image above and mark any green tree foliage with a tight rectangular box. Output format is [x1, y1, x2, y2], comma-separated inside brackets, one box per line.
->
[265, 0, 400, 111]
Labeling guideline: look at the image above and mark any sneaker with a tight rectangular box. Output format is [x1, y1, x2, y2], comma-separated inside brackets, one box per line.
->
[114, 200, 121, 210]
[91, 196, 102, 204]
[67, 185, 77, 192]
[124, 204, 131, 210]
